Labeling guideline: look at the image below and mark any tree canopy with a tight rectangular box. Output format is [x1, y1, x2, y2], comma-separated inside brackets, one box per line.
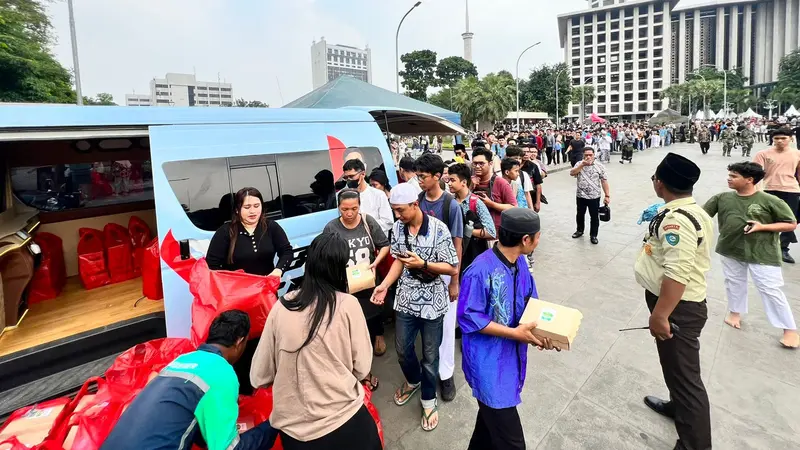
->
[233, 98, 268, 107]
[435, 56, 477, 88]
[0, 0, 76, 103]
[518, 63, 572, 119]
[399, 49, 438, 101]
[451, 72, 515, 127]
[83, 92, 116, 105]
[774, 49, 800, 108]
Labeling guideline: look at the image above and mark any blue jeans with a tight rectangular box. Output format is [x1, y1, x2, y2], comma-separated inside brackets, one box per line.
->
[395, 311, 444, 401]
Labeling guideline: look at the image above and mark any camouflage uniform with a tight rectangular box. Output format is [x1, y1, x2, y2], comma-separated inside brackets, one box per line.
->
[738, 127, 756, 157]
[696, 127, 711, 154]
[720, 127, 737, 157]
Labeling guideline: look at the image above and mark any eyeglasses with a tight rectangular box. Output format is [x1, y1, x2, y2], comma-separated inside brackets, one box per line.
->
[342, 171, 363, 181]
[473, 161, 488, 167]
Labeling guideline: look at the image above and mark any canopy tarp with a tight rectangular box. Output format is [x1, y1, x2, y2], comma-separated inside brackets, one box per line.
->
[785, 105, 800, 117]
[283, 75, 461, 126]
[649, 108, 687, 125]
[587, 113, 606, 123]
[739, 108, 762, 119]
[694, 109, 715, 120]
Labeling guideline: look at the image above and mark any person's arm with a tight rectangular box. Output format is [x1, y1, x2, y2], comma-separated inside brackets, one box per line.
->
[748, 195, 798, 233]
[376, 192, 395, 233]
[569, 161, 584, 177]
[196, 369, 259, 450]
[702, 194, 720, 218]
[371, 228, 405, 304]
[601, 179, 610, 205]
[366, 215, 390, 269]
[269, 221, 293, 277]
[345, 296, 373, 380]
[649, 216, 696, 340]
[399, 225, 458, 276]
[250, 313, 278, 389]
[474, 200, 497, 239]
[205, 226, 230, 270]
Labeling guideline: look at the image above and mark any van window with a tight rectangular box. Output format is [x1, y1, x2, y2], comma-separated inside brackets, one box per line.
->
[163, 147, 382, 232]
[11, 160, 153, 213]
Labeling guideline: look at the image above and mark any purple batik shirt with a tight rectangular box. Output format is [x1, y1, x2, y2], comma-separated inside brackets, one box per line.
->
[457, 245, 537, 409]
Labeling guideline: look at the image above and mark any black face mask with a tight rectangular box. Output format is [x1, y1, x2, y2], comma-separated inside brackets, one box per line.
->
[346, 180, 360, 189]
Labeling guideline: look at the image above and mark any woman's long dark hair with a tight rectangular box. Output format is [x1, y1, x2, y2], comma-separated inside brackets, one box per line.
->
[227, 187, 269, 265]
[282, 233, 349, 350]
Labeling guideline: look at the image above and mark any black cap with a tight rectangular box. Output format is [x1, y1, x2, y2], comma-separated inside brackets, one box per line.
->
[500, 208, 541, 235]
[655, 153, 700, 191]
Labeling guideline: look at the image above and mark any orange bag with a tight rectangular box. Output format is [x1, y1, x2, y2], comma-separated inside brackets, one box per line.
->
[28, 232, 67, 303]
[189, 259, 280, 346]
[141, 238, 163, 300]
[103, 224, 135, 283]
[128, 216, 152, 277]
[76, 228, 109, 290]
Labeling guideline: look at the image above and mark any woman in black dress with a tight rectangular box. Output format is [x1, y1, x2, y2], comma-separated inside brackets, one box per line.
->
[206, 187, 293, 277]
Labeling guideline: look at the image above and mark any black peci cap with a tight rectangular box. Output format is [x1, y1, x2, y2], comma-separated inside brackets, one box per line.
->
[500, 208, 541, 235]
[655, 153, 700, 191]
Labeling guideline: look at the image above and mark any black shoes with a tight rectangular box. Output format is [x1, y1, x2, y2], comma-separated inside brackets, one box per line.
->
[644, 396, 675, 419]
[590, 237, 599, 245]
[440, 377, 456, 402]
[783, 249, 795, 264]
[572, 231, 584, 238]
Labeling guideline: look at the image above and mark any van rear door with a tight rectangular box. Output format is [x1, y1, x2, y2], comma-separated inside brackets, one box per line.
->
[148, 119, 391, 337]
[341, 106, 466, 135]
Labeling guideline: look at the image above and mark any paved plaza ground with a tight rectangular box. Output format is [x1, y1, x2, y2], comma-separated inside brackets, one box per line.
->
[371, 141, 800, 450]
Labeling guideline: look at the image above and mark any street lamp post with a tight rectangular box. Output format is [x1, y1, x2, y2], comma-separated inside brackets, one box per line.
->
[555, 68, 567, 128]
[515, 42, 541, 131]
[580, 76, 592, 127]
[395, 1, 422, 94]
[67, 0, 83, 105]
[691, 71, 707, 118]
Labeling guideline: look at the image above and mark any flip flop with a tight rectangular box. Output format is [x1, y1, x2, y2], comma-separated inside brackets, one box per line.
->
[421, 400, 439, 432]
[363, 373, 380, 392]
[393, 382, 420, 406]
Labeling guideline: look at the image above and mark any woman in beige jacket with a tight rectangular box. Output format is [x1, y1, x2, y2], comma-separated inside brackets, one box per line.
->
[250, 233, 381, 450]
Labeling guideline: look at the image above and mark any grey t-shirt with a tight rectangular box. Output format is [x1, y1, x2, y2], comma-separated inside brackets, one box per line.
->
[323, 214, 389, 267]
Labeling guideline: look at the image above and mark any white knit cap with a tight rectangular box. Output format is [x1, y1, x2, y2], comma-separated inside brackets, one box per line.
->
[390, 182, 419, 205]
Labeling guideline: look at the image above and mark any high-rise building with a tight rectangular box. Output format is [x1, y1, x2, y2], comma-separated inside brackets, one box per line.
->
[125, 73, 234, 107]
[125, 94, 152, 107]
[310, 38, 372, 89]
[557, 0, 800, 121]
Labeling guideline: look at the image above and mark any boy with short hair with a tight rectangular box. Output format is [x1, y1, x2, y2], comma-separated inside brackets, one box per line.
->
[703, 162, 799, 348]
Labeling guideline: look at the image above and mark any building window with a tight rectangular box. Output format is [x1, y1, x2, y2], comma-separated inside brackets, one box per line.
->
[611, 74, 620, 82]
[156, 99, 170, 104]
[611, 63, 619, 72]
[586, 47, 594, 55]
[586, 67, 594, 75]
[573, 59, 581, 67]
[611, 20, 619, 30]
[611, 10, 619, 20]
[584, 35, 593, 45]
[610, 54, 619, 62]
[572, 27, 580, 36]
[598, 34, 606, 43]
[611, 84, 619, 93]
[639, 5, 648, 14]
[639, 92, 648, 100]
[654, 48, 663, 57]
[572, 106, 580, 115]
[155, 84, 168, 88]
[654, 25, 663, 35]
[572, 67, 581, 76]
[584, 57, 593, 65]
[625, 8, 634, 18]
[653, 70, 663, 79]
[598, 105, 607, 114]
[639, 81, 648, 90]
[624, 103, 633, 112]
[197, 86, 207, 90]
[572, 49, 581, 57]
[625, 41, 634, 50]
[654, 37, 663, 47]
[639, 102, 648, 111]
[639, 71, 648, 79]
[611, 31, 620, 40]
[611, 43, 619, 52]
[598, 23, 606, 32]
[624, 73, 633, 81]
[639, 40, 648, 48]
[624, 30, 633, 40]
[640, 16, 648, 25]
[624, 83, 634, 91]
[584, 25, 593, 33]
[625, 18, 633, 28]
[583, 14, 593, 24]
[639, 28, 648, 38]
[221, 88, 232, 92]
[573, 77, 581, 85]
[597, 85, 606, 93]
[572, 38, 580, 47]
[624, 62, 633, 71]
[598, 95, 607, 103]
[611, 94, 619, 102]
[624, 52, 633, 61]
[597, 75, 606, 83]
[611, 104, 619, 113]
[654, 13, 663, 23]
[639, 50, 648, 59]
[599, 57, 607, 65]
[598, 45, 606, 53]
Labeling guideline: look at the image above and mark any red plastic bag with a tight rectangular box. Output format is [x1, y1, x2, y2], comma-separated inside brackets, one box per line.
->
[77, 228, 109, 290]
[0, 397, 73, 450]
[105, 338, 196, 390]
[141, 238, 163, 300]
[189, 259, 280, 346]
[28, 232, 67, 303]
[128, 216, 152, 277]
[58, 380, 140, 450]
[103, 224, 135, 283]
[363, 386, 384, 448]
[237, 388, 282, 450]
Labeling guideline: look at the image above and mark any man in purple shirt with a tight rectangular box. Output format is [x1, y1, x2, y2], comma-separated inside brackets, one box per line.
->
[457, 208, 560, 450]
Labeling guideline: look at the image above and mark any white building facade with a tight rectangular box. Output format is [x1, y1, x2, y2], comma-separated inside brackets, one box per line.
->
[311, 38, 372, 89]
[125, 73, 234, 107]
[558, 0, 800, 121]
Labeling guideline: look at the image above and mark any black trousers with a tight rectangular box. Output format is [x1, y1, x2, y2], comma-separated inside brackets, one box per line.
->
[699, 142, 710, 154]
[367, 315, 384, 343]
[765, 190, 800, 249]
[467, 401, 525, 450]
[576, 197, 600, 237]
[280, 405, 382, 450]
[645, 291, 711, 450]
[545, 147, 554, 165]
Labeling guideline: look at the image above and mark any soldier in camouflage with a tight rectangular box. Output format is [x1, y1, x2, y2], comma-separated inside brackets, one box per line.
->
[738, 125, 756, 157]
[720, 123, 737, 157]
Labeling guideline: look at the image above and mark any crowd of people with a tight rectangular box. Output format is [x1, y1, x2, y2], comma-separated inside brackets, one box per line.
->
[97, 120, 800, 450]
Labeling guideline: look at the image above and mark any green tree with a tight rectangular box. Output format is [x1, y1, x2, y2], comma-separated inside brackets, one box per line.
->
[0, 0, 77, 103]
[399, 49, 437, 101]
[428, 87, 455, 110]
[83, 92, 116, 105]
[518, 63, 572, 119]
[774, 49, 800, 108]
[571, 85, 595, 117]
[435, 56, 477, 88]
[451, 77, 483, 126]
[232, 98, 268, 107]
[450, 73, 515, 127]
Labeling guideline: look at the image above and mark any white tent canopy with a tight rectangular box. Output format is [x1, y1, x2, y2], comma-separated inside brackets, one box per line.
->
[739, 108, 763, 119]
[785, 105, 800, 117]
[694, 109, 715, 120]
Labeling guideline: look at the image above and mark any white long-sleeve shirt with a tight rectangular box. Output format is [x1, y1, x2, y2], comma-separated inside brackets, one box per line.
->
[359, 185, 394, 233]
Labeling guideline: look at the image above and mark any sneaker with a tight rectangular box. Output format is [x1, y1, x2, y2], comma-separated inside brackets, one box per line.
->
[440, 377, 456, 402]
[783, 249, 795, 264]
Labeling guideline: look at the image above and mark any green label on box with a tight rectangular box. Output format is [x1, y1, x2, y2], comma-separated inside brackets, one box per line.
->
[539, 308, 556, 323]
[352, 269, 361, 278]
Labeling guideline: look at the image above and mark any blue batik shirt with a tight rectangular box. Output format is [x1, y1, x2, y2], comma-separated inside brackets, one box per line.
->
[457, 245, 537, 409]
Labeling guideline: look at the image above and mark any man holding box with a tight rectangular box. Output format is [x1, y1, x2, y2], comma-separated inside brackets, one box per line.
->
[457, 208, 559, 450]
[635, 153, 714, 450]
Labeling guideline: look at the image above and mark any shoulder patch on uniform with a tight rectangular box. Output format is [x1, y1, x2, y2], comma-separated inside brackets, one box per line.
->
[662, 224, 680, 231]
[665, 233, 680, 246]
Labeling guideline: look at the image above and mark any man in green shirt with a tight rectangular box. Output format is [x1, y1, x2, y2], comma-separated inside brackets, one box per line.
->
[703, 162, 799, 349]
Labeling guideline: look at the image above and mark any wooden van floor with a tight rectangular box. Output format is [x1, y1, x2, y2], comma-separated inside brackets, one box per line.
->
[0, 277, 164, 357]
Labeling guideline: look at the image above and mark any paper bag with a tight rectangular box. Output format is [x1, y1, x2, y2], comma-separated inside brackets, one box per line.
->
[346, 263, 375, 294]
[520, 299, 583, 350]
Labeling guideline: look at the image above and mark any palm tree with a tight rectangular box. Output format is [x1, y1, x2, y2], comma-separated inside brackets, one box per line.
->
[480, 73, 515, 125]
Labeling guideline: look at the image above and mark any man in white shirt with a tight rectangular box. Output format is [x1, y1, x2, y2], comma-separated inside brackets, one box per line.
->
[342, 159, 394, 233]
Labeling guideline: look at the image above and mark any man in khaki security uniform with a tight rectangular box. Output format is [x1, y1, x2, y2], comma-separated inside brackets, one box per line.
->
[635, 153, 714, 450]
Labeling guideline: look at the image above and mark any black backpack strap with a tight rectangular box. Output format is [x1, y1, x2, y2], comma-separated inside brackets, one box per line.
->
[648, 208, 703, 246]
[442, 192, 452, 229]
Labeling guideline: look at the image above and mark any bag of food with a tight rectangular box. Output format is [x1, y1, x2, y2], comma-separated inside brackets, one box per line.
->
[58, 379, 140, 450]
[128, 216, 152, 277]
[105, 338, 196, 390]
[103, 224, 135, 283]
[237, 388, 281, 450]
[189, 259, 280, 346]
[28, 232, 67, 303]
[141, 238, 163, 300]
[77, 228, 109, 290]
[346, 263, 376, 294]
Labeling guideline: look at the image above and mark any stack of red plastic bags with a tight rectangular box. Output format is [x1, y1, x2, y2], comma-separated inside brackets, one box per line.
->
[75, 217, 153, 291]
[0, 258, 384, 449]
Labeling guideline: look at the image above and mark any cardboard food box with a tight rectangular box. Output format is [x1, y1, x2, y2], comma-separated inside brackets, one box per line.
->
[520, 299, 583, 351]
[346, 264, 375, 294]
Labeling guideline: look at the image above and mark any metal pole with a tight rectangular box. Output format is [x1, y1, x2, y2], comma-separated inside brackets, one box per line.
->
[515, 42, 541, 130]
[68, 0, 83, 105]
[396, 2, 422, 93]
[581, 88, 585, 127]
[555, 75, 559, 128]
[723, 70, 727, 119]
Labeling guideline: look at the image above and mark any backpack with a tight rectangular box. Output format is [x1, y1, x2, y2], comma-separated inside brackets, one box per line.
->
[418, 191, 454, 227]
[461, 193, 489, 273]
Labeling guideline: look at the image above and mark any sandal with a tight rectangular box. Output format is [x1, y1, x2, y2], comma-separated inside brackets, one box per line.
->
[393, 382, 420, 406]
[421, 400, 439, 432]
[363, 373, 380, 392]
[374, 336, 387, 356]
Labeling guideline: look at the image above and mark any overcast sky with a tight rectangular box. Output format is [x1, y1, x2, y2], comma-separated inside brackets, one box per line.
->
[47, 0, 706, 107]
